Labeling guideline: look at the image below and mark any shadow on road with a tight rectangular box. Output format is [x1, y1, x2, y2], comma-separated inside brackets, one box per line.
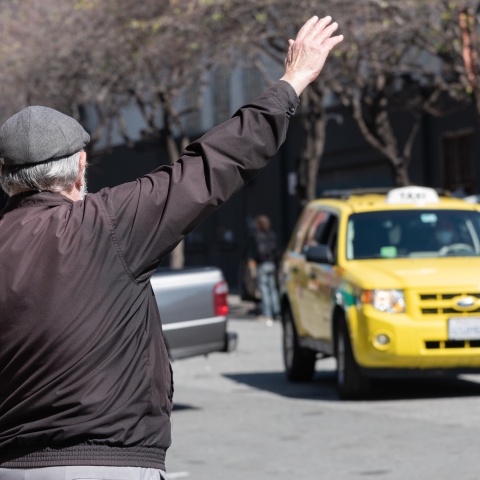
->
[224, 369, 480, 402]
[224, 370, 338, 401]
[371, 375, 480, 401]
[172, 403, 200, 412]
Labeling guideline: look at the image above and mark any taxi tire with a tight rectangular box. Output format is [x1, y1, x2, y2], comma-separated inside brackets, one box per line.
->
[335, 316, 371, 400]
[282, 307, 316, 382]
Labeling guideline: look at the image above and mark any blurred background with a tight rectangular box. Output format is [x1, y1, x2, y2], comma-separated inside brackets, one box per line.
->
[0, 0, 479, 285]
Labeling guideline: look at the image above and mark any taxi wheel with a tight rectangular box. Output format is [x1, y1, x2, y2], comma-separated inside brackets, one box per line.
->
[335, 316, 371, 400]
[282, 307, 316, 382]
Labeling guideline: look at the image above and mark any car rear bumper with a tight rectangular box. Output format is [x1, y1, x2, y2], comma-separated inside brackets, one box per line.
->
[223, 331, 238, 352]
[163, 316, 238, 360]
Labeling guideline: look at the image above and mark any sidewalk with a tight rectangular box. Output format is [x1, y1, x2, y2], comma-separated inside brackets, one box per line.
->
[227, 294, 258, 320]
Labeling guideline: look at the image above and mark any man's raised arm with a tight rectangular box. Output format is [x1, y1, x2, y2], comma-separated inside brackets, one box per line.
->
[99, 16, 343, 282]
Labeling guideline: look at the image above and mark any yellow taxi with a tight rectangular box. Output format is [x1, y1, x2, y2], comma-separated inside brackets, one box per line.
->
[280, 186, 480, 399]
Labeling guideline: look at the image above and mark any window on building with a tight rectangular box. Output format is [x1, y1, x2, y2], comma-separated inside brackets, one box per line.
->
[443, 131, 476, 194]
[213, 70, 231, 125]
[244, 66, 265, 102]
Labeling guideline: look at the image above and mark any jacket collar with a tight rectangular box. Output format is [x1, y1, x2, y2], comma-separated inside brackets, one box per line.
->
[0, 191, 73, 217]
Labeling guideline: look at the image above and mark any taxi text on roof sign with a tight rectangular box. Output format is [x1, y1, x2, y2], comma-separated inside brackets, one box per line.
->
[385, 186, 439, 205]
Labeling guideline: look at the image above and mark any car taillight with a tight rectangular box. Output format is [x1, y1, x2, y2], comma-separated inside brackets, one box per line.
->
[214, 280, 229, 317]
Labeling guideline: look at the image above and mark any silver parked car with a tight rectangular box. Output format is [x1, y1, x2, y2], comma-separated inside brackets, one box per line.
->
[151, 267, 238, 360]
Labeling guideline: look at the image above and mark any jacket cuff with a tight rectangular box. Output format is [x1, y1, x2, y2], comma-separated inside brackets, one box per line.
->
[276, 80, 301, 115]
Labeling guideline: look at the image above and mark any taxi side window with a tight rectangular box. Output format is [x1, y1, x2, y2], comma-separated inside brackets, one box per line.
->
[324, 216, 339, 261]
[303, 210, 339, 262]
[293, 208, 317, 253]
[304, 210, 331, 248]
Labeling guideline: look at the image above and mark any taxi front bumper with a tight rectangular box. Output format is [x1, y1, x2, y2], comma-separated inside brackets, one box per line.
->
[350, 305, 480, 371]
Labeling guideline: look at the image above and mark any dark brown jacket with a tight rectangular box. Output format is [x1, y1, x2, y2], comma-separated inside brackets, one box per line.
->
[0, 81, 299, 470]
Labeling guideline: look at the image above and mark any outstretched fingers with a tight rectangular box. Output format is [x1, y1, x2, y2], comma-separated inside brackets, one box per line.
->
[295, 15, 319, 42]
[316, 21, 339, 44]
[325, 34, 344, 51]
[280, 15, 343, 95]
[294, 16, 339, 47]
[308, 15, 334, 40]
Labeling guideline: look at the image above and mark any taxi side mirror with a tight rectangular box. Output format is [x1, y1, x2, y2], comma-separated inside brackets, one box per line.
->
[304, 245, 334, 264]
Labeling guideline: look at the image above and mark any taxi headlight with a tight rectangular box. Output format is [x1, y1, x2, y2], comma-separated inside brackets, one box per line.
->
[361, 289, 406, 314]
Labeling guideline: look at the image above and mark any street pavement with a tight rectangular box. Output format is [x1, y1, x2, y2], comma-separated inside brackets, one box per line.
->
[166, 298, 480, 480]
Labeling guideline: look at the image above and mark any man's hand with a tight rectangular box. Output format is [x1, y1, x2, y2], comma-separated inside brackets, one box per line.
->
[280, 16, 343, 96]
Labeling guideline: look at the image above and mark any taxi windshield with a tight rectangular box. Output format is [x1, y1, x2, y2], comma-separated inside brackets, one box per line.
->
[347, 209, 480, 260]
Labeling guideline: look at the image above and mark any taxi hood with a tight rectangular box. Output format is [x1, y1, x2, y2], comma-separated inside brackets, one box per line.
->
[345, 257, 480, 291]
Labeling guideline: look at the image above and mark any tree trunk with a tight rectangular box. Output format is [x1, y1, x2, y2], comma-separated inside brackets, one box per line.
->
[459, 8, 480, 129]
[170, 240, 185, 270]
[165, 112, 190, 270]
[393, 161, 411, 187]
[349, 91, 416, 188]
[296, 83, 327, 205]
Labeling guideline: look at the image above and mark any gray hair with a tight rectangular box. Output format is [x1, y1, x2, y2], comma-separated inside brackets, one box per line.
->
[0, 151, 82, 197]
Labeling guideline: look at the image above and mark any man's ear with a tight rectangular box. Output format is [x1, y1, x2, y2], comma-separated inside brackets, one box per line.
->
[76, 151, 87, 187]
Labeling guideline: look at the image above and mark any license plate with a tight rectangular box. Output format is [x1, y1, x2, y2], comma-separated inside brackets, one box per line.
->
[448, 318, 480, 340]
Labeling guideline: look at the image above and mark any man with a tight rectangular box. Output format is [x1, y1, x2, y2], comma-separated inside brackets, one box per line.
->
[0, 16, 342, 480]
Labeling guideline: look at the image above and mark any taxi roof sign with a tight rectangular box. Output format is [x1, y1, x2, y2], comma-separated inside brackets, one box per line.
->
[385, 186, 440, 205]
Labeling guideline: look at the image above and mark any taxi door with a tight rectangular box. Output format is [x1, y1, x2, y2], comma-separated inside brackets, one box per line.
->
[302, 210, 339, 342]
[284, 207, 316, 333]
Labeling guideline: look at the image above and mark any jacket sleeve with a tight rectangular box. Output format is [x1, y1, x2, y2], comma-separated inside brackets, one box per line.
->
[98, 81, 299, 283]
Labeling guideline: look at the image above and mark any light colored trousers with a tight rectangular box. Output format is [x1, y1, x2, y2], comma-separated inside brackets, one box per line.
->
[257, 261, 280, 319]
[0, 466, 167, 480]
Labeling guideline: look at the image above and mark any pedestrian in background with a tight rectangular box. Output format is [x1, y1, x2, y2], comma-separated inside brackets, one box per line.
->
[248, 215, 281, 321]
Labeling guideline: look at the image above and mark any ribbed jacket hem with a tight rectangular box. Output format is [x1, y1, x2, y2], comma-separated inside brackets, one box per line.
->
[0, 444, 166, 470]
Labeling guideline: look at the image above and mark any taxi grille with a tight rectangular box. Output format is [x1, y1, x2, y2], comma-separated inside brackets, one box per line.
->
[420, 293, 480, 301]
[425, 340, 480, 349]
[418, 293, 480, 315]
[421, 307, 480, 315]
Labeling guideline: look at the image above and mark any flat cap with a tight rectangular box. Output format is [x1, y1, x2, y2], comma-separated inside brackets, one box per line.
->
[0, 106, 90, 166]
